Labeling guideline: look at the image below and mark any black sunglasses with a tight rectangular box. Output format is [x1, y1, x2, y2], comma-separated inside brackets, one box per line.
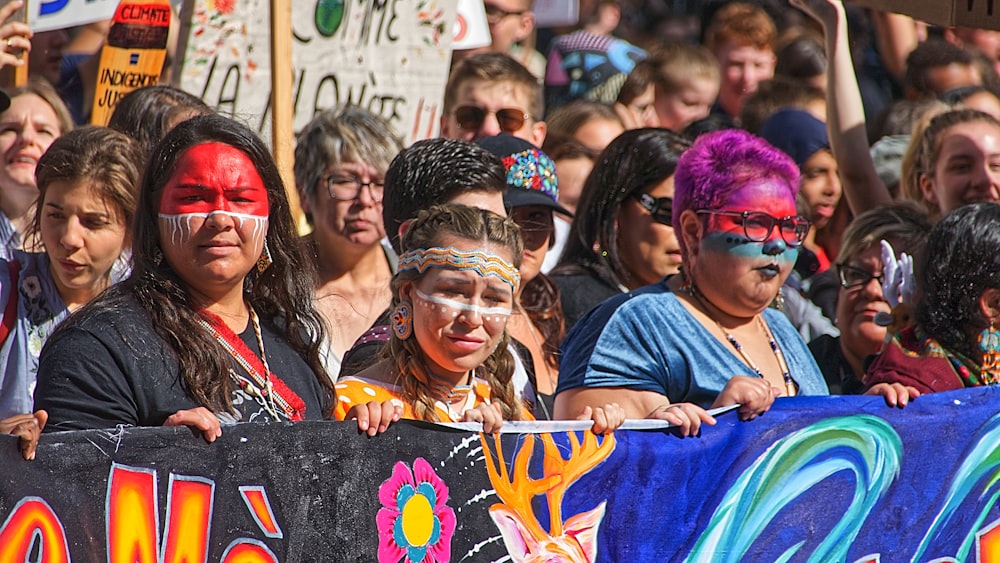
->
[634, 193, 673, 225]
[454, 105, 530, 133]
[837, 264, 885, 289]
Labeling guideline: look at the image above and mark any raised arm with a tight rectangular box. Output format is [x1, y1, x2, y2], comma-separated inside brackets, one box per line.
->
[793, 0, 894, 214]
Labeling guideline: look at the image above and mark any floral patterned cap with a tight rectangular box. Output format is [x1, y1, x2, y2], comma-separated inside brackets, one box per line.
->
[475, 134, 572, 217]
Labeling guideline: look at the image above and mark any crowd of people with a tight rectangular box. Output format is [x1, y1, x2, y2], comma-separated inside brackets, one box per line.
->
[0, 0, 999, 461]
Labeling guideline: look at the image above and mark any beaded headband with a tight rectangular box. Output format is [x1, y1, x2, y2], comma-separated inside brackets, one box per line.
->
[398, 246, 520, 291]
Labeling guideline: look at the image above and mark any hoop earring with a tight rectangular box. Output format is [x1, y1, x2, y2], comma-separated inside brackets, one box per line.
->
[979, 321, 1000, 385]
[256, 239, 273, 273]
[391, 301, 413, 340]
[153, 248, 163, 267]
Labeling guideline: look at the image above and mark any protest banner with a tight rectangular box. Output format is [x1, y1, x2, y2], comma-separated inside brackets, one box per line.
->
[5, 387, 1000, 560]
[90, 0, 172, 126]
[848, 0, 1000, 31]
[175, 0, 456, 146]
[29, 0, 119, 32]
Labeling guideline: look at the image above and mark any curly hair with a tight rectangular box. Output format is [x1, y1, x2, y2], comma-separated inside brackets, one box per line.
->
[386, 204, 525, 422]
[93, 114, 331, 415]
[917, 203, 1000, 360]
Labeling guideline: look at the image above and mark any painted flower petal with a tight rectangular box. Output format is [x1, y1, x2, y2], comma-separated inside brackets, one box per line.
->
[376, 511, 406, 563]
[416, 482, 437, 508]
[396, 484, 416, 511]
[412, 458, 449, 510]
[406, 543, 428, 563]
[379, 461, 415, 508]
[427, 504, 456, 562]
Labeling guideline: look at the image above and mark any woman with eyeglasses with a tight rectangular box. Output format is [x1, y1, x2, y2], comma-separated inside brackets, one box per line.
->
[806, 203, 931, 394]
[294, 105, 403, 380]
[555, 129, 829, 436]
[550, 128, 690, 332]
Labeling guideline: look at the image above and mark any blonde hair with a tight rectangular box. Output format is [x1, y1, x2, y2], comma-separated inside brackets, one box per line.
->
[387, 204, 525, 422]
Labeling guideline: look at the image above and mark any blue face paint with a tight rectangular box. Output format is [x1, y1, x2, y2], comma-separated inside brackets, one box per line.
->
[701, 230, 798, 264]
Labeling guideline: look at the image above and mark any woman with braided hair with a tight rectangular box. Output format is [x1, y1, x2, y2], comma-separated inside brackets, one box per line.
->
[334, 204, 622, 435]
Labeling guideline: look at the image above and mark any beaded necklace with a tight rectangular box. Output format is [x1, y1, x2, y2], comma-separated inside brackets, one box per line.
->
[685, 279, 798, 397]
[197, 306, 306, 421]
[425, 368, 477, 421]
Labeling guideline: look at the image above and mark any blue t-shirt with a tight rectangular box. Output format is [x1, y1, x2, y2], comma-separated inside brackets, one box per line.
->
[558, 281, 829, 408]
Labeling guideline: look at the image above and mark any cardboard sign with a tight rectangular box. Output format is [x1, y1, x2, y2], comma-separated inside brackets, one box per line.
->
[175, 0, 457, 146]
[848, 0, 1000, 31]
[89, 0, 172, 126]
[5, 388, 1000, 560]
[452, 0, 490, 50]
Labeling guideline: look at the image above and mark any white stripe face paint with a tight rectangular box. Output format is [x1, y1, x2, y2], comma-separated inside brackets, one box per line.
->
[158, 211, 269, 246]
[413, 289, 512, 324]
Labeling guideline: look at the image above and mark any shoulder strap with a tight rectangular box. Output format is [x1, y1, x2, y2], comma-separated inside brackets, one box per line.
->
[0, 260, 20, 345]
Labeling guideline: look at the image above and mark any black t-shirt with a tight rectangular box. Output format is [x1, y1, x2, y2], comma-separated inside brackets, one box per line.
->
[550, 272, 622, 334]
[34, 297, 329, 432]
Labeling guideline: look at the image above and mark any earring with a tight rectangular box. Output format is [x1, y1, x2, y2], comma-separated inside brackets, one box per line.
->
[153, 248, 163, 266]
[391, 301, 413, 340]
[257, 239, 273, 273]
[979, 322, 1000, 385]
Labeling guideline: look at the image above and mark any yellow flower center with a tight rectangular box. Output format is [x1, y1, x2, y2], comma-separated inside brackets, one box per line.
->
[401, 493, 434, 546]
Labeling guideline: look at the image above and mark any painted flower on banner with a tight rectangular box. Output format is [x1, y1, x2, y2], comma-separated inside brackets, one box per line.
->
[209, 0, 236, 14]
[377, 457, 456, 563]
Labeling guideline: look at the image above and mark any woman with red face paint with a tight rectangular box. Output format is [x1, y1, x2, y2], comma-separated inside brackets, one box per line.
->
[334, 204, 624, 436]
[555, 130, 829, 437]
[34, 115, 333, 438]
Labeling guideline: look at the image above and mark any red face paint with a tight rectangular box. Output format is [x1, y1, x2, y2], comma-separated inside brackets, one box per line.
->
[158, 143, 269, 245]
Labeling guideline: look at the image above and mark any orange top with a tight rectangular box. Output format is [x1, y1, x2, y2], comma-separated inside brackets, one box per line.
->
[332, 375, 533, 422]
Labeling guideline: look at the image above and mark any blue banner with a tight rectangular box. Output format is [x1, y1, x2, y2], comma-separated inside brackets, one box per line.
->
[2, 387, 1000, 561]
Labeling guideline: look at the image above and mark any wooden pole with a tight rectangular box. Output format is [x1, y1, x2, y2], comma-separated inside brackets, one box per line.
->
[269, 0, 304, 231]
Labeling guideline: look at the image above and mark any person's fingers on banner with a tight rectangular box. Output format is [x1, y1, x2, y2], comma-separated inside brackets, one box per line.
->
[577, 403, 626, 434]
[648, 403, 716, 437]
[347, 400, 402, 437]
[0, 0, 31, 68]
[462, 403, 504, 434]
[0, 410, 45, 460]
[164, 407, 222, 443]
[866, 382, 920, 408]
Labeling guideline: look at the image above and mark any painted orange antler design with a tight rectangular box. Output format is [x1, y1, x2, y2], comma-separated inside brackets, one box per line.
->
[481, 431, 616, 562]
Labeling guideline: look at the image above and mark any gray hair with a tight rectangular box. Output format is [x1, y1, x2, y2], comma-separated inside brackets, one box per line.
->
[293, 105, 403, 212]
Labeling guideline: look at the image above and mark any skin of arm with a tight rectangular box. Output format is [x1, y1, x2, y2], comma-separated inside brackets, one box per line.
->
[871, 10, 918, 82]
[793, 0, 893, 214]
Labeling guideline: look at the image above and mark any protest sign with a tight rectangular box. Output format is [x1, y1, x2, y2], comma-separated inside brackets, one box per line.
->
[175, 0, 456, 146]
[89, 0, 172, 125]
[29, 0, 119, 32]
[5, 388, 1000, 560]
[848, 0, 1000, 31]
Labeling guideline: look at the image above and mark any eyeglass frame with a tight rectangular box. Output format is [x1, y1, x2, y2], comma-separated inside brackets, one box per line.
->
[695, 209, 812, 246]
[633, 193, 673, 226]
[483, 3, 527, 24]
[452, 105, 532, 134]
[324, 174, 385, 203]
[836, 264, 885, 290]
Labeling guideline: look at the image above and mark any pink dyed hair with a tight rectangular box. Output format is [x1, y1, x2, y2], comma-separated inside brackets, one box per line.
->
[672, 129, 799, 255]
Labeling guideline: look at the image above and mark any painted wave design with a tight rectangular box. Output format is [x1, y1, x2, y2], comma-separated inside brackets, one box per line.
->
[685, 415, 902, 563]
[911, 412, 1000, 562]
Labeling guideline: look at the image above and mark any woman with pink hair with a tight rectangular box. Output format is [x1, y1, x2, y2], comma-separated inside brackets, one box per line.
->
[555, 129, 829, 435]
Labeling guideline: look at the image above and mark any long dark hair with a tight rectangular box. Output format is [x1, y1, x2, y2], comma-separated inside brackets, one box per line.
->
[917, 203, 1000, 360]
[69, 114, 331, 414]
[552, 128, 690, 289]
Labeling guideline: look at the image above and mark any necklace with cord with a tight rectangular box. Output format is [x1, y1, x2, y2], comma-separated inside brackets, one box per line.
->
[682, 274, 798, 397]
[424, 366, 478, 422]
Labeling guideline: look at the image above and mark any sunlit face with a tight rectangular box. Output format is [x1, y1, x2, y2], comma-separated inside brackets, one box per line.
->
[482, 0, 533, 54]
[617, 175, 682, 288]
[924, 63, 981, 95]
[960, 91, 1000, 120]
[40, 180, 128, 308]
[654, 77, 719, 132]
[510, 205, 553, 286]
[0, 93, 62, 195]
[920, 120, 1000, 214]
[407, 236, 515, 381]
[158, 143, 269, 301]
[440, 79, 545, 146]
[714, 42, 775, 117]
[573, 117, 624, 153]
[689, 180, 799, 317]
[307, 159, 386, 250]
[835, 243, 890, 362]
[553, 156, 592, 214]
[798, 149, 842, 231]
